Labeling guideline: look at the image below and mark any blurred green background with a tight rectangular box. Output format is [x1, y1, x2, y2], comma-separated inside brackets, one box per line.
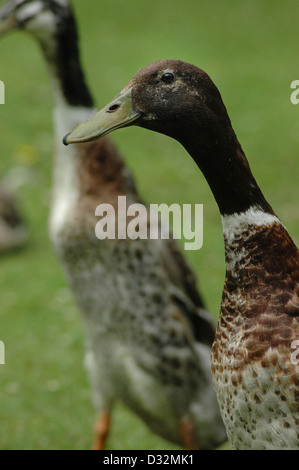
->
[0, 0, 298, 450]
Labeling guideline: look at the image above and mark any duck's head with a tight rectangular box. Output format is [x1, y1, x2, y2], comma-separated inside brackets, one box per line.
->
[63, 59, 231, 148]
[64, 60, 271, 215]
[0, 0, 71, 39]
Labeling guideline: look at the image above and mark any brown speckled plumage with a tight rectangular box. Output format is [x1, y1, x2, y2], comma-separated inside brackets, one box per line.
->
[73, 59, 299, 449]
[55, 135, 225, 449]
[212, 221, 299, 449]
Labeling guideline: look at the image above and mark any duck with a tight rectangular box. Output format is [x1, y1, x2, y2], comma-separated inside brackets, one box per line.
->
[0, 4, 227, 450]
[64, 59, 299, 450]
[0, 180, 27, 253]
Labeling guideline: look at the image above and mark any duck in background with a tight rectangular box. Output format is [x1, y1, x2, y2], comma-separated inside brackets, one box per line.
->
[0, 179, 27, 253]
[64, 59, 299, 450]
[0, 3, 226, 449]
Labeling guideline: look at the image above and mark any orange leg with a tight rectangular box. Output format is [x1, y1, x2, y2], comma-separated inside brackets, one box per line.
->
[92, 413, 111, 450]
[179, 418, 200, 450]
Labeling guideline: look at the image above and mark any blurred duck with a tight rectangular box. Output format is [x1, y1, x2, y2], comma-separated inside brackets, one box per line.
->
[0, 180, 27, 253]
[65, 59, 299, 450]
[0, 1, 226, 449]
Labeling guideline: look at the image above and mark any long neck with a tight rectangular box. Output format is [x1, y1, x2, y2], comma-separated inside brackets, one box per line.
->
[178, 110, 298, 278]
[182, 114, 299, 293]
[181, 123, 274, 217]
[32, 15, 136, 241]
[38, 12, 93, 109]
[32, 16, 93, 240]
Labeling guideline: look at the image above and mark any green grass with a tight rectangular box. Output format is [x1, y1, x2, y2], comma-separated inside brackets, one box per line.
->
[0, 0, 298, 450]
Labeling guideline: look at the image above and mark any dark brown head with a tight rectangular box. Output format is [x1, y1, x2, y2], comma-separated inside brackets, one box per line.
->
[64, 59, 273, 216]
[63, 59, 233, 147]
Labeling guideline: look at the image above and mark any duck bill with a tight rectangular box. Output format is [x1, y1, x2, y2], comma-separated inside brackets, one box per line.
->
[63, 87, 141, 145]
[0, 3, 18, 35]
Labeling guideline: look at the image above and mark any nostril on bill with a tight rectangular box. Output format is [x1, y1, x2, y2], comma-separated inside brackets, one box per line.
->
[107, 103, 120, 112]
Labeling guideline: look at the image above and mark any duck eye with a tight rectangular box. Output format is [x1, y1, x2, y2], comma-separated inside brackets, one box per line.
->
[161, 72, 174, 84]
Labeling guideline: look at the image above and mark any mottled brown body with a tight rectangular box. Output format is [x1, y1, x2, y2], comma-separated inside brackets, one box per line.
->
[53, 136, 226, 450]
[212, 222, 299, 449]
